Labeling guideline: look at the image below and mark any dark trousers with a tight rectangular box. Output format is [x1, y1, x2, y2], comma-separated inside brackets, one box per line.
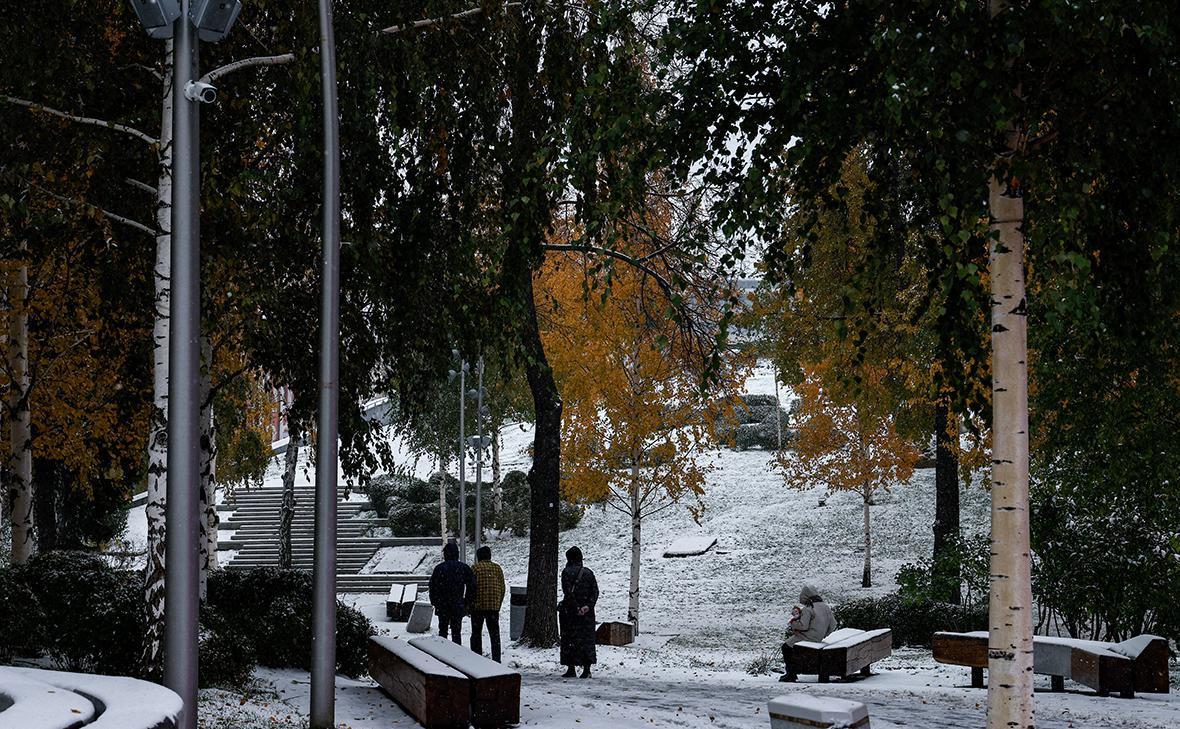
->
[438, 613, 463, 645]
[470, 610, 502, 663]
[781, 642, 797, 678]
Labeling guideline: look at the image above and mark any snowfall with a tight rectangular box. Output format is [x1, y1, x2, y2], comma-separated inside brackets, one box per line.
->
[115, 362, 1179, 728]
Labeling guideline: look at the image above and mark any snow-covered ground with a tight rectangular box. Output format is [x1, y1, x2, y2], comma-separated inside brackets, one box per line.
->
[113, 360, 1177, 727]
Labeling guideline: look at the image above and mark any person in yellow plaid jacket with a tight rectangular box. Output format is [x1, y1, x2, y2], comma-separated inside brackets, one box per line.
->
[471, 545, 506, 662]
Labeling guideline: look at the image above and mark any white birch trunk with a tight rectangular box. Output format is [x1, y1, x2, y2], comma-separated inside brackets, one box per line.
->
[491, 426, 502, 514]
[198, 337, 217, 599]
[142, 40, 174, 675]
[986, 175, 1034, 727]
[279, 421, 299, 570]
[861, 486, 872, 588]
[627, 456, 642, 634]
[6, 245, 33, 564]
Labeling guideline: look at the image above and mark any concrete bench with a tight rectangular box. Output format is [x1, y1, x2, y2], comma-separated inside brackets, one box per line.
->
[768, 695, 870, 729]
[932, 631, 1169, 697]
[386, 583, 419, 621]
[792, 627, 893, 682]
[410, 635, 521, 728]
[368, 636, 469, 729]
[0, 666, 181, 729]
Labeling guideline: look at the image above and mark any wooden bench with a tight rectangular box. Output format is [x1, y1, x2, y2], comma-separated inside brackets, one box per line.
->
[933, 631, 1170, 697]
[368, 636, 469, 729]
[386, 583, 419, 621]
[596, 621, 635, 646]
[791, 628, 893, 682]
[410, 635, 522, 728]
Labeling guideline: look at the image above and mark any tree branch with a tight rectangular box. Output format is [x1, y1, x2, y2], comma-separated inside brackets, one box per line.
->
[542, 243, 675, 298]
[1, 96, 158, 146]
[199, 53, 295, 86]
[380, 3, 521, 35]
[29, 183, 154, 236]
[125, 178, 158, 196]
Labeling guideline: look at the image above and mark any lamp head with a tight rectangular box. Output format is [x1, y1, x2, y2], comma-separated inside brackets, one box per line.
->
[190, 0, 242, 42]
[129, 0, 181, 39]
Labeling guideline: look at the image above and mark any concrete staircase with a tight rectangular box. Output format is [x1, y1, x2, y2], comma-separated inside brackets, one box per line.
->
[218, 481, 436, 593]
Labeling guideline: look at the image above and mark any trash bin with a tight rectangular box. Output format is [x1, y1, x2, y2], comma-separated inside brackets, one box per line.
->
[509, 585, 527, 641]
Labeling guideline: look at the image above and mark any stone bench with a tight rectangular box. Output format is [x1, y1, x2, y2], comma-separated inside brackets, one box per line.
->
[768, 695, 870, 729]
[792, 627, 893, 683]
[409, 636, 521, 728]
[368, 636, 469, 729]
[386, 583, 419, 621]
[932, 631, 1169, 697]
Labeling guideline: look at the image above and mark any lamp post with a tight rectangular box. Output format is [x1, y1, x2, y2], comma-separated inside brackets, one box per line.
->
[448, 354, 469, 561]
[128, 3, 240, 728]
[311, 0, 341, 726]
[467, 356, 490, 554]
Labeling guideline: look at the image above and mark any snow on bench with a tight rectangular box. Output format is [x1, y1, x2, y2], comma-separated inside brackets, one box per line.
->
[367, 636, 469, 729]
[932, 631, 1169, 697]
[662, 535, 718, 558]
[791, 628, 892, 682]
[409, 635, 521, 728]
[768, 694, 870, 729]
[0, 665, 181, 729]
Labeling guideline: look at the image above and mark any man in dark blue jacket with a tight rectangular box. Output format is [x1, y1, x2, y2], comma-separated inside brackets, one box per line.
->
[429, 541, 475, 644]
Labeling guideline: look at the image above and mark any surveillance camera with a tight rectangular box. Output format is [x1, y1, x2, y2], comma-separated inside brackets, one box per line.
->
[184, 81, 218, 104]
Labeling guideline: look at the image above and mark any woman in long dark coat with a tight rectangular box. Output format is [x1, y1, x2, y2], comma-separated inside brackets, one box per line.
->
[558, 546, 599, 678]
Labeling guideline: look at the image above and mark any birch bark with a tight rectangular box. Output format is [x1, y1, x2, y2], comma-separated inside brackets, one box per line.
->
[142, 40, 174, 675]
[279, 421, 299, 570]
[6, 243, 32, 564]
[627, 455, 642, 634]
[986, 174, 1034, 728]
[986, 2, 1034, 725]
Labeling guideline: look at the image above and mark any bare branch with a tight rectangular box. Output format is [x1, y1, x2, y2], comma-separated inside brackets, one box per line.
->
[542, 243, 675, 299]
[380, 3, 520, 35]
[199, 53, 295, 86]
[1, 95, 158, 146]
[29, 183, 154, 236]
[125, 178, 158, 196]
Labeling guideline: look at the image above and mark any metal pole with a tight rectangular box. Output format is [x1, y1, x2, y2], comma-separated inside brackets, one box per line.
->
[164, 5, 200, 728]
[311, 0, 340, 726]
[474, 356, 484, 554]
[458, 362, 467, 562]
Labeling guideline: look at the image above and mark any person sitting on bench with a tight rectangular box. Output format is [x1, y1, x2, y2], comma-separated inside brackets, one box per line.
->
[780, 584, 835, 682]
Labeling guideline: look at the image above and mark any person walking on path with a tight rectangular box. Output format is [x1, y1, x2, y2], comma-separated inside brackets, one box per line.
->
[470, 545, 506, 662]
[429, 541, 475, 644]
[780, 584, 835, 682]
[558, 546, 599, 678]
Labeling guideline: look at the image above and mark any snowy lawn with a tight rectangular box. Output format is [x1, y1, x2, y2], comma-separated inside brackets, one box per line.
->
[243, 433, 1180, 729]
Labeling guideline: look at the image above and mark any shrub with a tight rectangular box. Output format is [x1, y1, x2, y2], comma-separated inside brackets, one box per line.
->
[388, 501, 442, 536]
[833, 593, 987, 648]
[896, 534, 990, 609]
[199, 608, 256, 689]
[716, 395, 792, 451]
[205, 568, 374, 677]
[0, 566, 45, 662]
[487, 470, 582, 535]
[19, 550, 143, 675]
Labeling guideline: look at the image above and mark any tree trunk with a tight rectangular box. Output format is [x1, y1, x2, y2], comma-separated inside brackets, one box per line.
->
[627, 457, 642, 634]
[198, 337, 217, 599]
[933, 399, 962, 603]
[986, 168, 1034, 727]
[7, 245, 33, 564]
[520, 273, 561, 648]
[491, 424, 502, 514]
[142, 40, 174, 678]
[32, 458, 57, 553]
[862, 485, 872, 588]
[279, 420, 299, 570]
